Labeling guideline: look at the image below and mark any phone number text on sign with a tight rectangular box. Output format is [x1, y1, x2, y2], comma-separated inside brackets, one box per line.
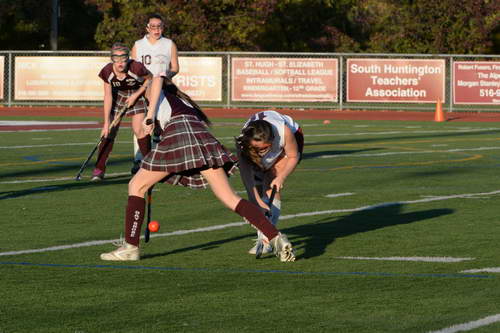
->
[454, 61, 500, 105]
[231, 58, 338, 102]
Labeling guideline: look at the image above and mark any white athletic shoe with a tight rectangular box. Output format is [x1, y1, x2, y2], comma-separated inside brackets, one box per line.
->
[270, 233, 296, 262]
[91, 168, 105, 182]
[248, 239, 273, 256]
[100, 241, 139, 261]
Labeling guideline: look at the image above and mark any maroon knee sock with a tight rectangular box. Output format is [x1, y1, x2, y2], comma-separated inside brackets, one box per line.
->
[124, 195, 145, 246]
[95, 138, 114, 171]
[137, 135, 152, 157]
[234, 199, 279, 241]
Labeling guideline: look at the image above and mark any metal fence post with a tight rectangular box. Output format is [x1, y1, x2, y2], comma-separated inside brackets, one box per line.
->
[7, 52, 12, 107]
[339, 55, 343, 111]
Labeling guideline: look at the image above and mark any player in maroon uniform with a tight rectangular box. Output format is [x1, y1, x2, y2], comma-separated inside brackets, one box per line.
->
[91, 43, 153, 181]
[100, 75, 296, 262]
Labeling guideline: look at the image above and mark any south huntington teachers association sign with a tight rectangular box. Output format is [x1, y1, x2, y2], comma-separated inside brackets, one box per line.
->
[347, 58, 445, 103]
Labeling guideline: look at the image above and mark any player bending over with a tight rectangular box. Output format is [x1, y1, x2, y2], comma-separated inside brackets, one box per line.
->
[236, 110, 304, 255]
[99, 76, 296, 262]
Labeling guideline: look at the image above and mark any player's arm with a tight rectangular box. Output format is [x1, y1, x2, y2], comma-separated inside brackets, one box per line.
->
[165, 42, 179, 79]
[126, 64, 152, 107]
[236, 146, 269, 210]
[272, 126, 299, 189]
[101, 82, 113, 137]
[131, 44, 138, 61]
[143, 76, 163, 134]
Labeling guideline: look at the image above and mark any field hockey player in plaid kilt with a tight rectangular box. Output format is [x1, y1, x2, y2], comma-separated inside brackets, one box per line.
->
[236, 110, 304, 256]
[100, 76, 296, 262]
[91, 43, 153, 181]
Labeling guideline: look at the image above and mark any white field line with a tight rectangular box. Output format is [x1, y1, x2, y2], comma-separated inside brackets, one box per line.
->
[461, 267, 500, 273]
[300, 127, 500, 137]
[0, 172, 130, 184]
[320, 147, 500, 159]
[216, 127, 500, 141]
[0, 121, 98, 126]
[3, 127, 498, 147]
[337, 256, 474, 263]
[428, 314, 500, 333]
[0, 128, 100, 133]
[2, 189, 500, 257]
[0, 222, 246, 257]
[325, 193, 355, 198]
[0, 140, 130, 149]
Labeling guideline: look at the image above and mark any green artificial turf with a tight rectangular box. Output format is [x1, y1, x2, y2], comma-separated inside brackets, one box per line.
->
[1, 117, 500, 332]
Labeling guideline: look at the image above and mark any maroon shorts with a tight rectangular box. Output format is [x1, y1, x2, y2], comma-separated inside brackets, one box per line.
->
[141, 114, 238, 189]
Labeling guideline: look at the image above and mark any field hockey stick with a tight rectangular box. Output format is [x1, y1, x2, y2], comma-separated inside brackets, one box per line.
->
[75, 106, 128, 181]
[145, 187, 153, 243]
[144, 118, 154, 243]
[265, 185, 278, 219]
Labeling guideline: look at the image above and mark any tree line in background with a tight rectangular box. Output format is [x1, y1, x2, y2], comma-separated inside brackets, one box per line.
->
[1, 0, 499, 54]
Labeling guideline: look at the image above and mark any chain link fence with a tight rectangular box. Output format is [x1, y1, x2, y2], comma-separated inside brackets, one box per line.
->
[1, 51, 499, 112]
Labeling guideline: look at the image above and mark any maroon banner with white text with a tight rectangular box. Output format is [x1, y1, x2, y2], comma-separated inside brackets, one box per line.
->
[347, 59, 445, 103]
[232, 57, 338, 102]
[453, 61, 500, 105]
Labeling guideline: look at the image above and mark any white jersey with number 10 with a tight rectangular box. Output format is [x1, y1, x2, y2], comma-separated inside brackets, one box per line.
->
[133, 35, 173, 77]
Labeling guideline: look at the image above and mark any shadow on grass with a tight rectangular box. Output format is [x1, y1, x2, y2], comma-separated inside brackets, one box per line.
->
[304, 129, 500, 147]
[301, 148, 381, 160]
[287, 203, 453, 260]
[0, 157, 133, 179]
[141, 203, 453, 261]
[0, 174, 131, 200]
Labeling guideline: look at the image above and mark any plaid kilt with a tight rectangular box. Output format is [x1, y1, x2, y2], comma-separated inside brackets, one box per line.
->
[141, 114, 238, 189]
[112, 90, 147, 117]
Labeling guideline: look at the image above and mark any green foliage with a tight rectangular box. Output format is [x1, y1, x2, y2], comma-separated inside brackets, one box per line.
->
[257, 0, 361, 52]
[93, 0, 279, 51]
[364, 0, 500, 54]
[0, 0, 101, 50]
[0, 0, 499, 53]
[0, 0, 51, 49]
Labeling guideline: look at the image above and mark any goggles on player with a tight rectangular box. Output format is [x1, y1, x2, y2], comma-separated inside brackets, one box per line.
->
[111, 54, 129, 63]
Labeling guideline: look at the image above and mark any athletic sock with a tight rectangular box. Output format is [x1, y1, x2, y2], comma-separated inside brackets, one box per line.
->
[235, 199, 279, 241]
[124, 195, 145, 246]
[137, 135, 152, 157]
[95, 138, 114, 172]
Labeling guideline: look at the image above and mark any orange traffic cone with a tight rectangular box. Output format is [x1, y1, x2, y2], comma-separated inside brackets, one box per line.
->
[434, 98, 445, 122]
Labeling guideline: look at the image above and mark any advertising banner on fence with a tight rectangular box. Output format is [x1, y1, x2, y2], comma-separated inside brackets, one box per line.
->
[453, 61, 500, 105]
[0, 56, 4, 100]
[15, 56, 109, 101]
[347, 59, 445, 103]
[232, 57, 338, 102]
[173, 56, 222, 101]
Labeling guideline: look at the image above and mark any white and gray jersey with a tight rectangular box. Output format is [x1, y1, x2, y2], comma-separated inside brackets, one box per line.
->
[133, 35, 173, 77]
[242, 110, 300, 170]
